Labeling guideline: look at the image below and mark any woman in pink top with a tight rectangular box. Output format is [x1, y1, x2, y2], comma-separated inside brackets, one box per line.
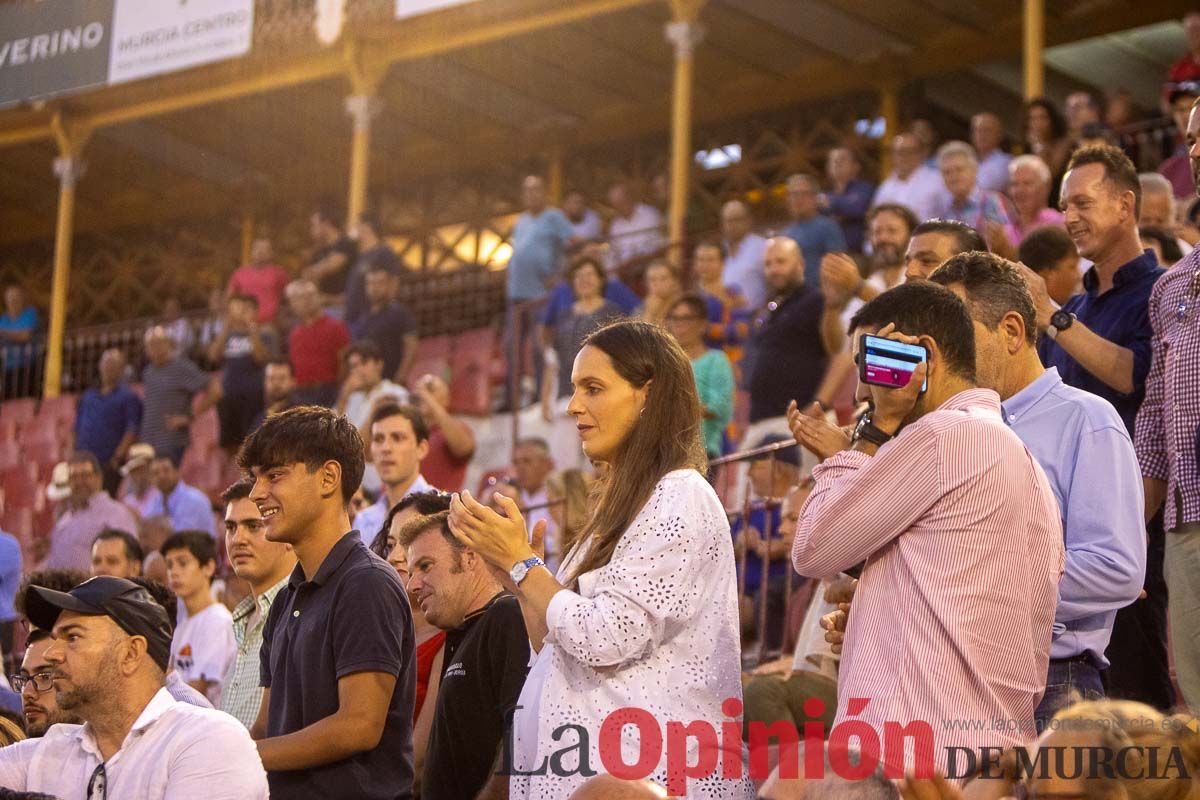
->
[1005, 154, 1065, 245]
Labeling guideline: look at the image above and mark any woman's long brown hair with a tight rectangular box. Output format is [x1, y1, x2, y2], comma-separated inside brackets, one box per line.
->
[565, 319, 708, 585]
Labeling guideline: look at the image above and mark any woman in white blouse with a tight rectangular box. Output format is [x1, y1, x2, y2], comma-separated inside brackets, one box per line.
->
[449, 320, 751, 799]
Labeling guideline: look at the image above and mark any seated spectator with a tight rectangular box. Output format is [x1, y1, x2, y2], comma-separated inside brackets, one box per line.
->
[226, 237, 290, 325]
[971, 112, 1013, 194]
[562, 189, 603, 241]
[1024, 96, 1073, 207]
[13, 628, 81, 737]
[5, 577, 267, 797]
[119, 443, 164, 520]
[665, 295, 734, 462]
[303, 201, 358, 307]
[128, 577, 215, 709]
[90, 528, 143, 579]
[731, 434, 801, 657]
[345, 212, 402, 326]
[150, 455, 216, 538]
[251, 357, 299, 430]
[350, 263, 418, 383]
[138, 515, 172, 584]
[1066, 91, 1104, 140]
[1139, 171, 1194, 259]
[1018, 224, 1082, 306]
[74, 348, 141, 496]
[140, 326, 222, 468]
[1159, 80, 1200, 199]
[820, 204, 919, 338]
[398, 512, 529, 799]
[354, 403, 438, 545]
[41, 452, 138, 573]
[219, 479, 296, 729]
[720, 200, 769, 309]
[337, 341, 409, 433]
[872, 132, 947, 223]
[934, 140, 1013, 244]
[162, 531, 235, 705]
[541, 258, 624, 412]
[636, 259, 683, 326]
[903, 218, 987, 281]
[692, 240, 750, 371]
[1005, 154, 1065, 246]
[784, 174, 847, 286]
[822, 146, 875, 252]
[284, 278, 352, 407]
[606, 181, 666, 275]
[510, 438, 558, 570]
[411, 373, 475, 494]
[540, 244, 641, 331]
[1139, 225, 1186, 268]
[207, 294, 274, 455]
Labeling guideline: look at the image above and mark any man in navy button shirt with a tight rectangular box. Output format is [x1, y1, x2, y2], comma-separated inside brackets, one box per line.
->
[240, 407, 415, 799]
[1024, 144, 1172, 711]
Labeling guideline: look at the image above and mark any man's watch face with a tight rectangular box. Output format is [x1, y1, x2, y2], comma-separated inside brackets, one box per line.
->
[1051, 310, 1072, 330]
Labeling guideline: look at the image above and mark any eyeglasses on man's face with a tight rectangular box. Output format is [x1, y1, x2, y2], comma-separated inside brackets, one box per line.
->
[10, 670, 54, 694]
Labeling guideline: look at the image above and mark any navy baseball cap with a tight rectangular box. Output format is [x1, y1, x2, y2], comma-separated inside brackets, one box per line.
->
[25, 576, 173, 672]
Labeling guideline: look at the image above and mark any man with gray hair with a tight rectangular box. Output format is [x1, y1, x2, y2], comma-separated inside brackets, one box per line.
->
[933, 141, 1013, 238]
[140, 326, 221, 467]
[783, 173, 846, 287]
[872, 132, 948, 222]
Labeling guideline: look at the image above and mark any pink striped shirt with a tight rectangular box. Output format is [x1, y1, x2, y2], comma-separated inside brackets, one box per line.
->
[792, 389, 1063, 771]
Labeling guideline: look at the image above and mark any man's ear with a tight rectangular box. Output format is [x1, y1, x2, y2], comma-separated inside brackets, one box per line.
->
[320, 460, 343, 500]
[1002, 311, 1027, 354]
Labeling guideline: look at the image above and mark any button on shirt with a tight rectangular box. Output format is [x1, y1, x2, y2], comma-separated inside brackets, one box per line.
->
[507, 208, 575, 302]
[1039, 250, 1164, 435]
[260, 532, 415, 800]
[1136, 250, 1200, 531]
[222, 576, 288, 728]
[792, 390, 1064, 770]
[43, 492, 139, 571]
[0, 687, 268, 799]
[74, 383, 142, 464]
[1003, 368, 1146, 665]
[163, 480, 216, 537]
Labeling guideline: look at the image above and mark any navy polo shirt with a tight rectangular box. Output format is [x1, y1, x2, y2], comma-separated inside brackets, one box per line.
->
[74, 383, 142, 463]
[260, 531, 416, 800]
[748, 283, 829, 422]
[1038, 250, 1163, 435]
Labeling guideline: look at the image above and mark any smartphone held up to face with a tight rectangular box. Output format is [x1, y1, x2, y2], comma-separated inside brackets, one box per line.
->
[858, 334, 928, 393]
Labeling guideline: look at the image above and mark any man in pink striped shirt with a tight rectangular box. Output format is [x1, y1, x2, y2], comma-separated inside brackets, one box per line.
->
[790, 281, 1063, 775]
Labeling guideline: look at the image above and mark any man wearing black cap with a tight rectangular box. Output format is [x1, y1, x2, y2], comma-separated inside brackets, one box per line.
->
[0, 576, 267, 798]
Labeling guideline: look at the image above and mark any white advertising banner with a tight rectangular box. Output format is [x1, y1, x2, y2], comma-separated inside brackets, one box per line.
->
[108, 0, 253, 85]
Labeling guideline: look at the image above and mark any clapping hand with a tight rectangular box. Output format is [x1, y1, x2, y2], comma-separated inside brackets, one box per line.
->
[820, 603, 851, 654]
[787, 399, 851, 461]
[448, 491, 543, 590]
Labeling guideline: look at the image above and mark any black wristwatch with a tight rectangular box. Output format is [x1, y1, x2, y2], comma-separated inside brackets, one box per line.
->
[1047, 310, 1075, 340]
[852, 413, 895, 447]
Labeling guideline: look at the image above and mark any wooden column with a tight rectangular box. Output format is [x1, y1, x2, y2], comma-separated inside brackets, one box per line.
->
[665, 0, 706, 263]
[1023, 0, 1045, 100]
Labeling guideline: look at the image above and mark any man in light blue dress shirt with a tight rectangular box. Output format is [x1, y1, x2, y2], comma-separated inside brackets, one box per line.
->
[150, 455, 217, 538]
[930, 253, 1145, 727]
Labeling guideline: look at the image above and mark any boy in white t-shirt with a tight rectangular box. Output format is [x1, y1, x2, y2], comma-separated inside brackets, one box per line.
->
[163, 530, 236, 705]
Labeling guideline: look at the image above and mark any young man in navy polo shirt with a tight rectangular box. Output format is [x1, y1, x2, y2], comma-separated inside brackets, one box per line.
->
[240, 407, 415, 799]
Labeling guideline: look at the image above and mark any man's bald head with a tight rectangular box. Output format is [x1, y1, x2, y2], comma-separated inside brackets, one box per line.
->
[567, 774, 668, 800]
[764, 236, 804, 295]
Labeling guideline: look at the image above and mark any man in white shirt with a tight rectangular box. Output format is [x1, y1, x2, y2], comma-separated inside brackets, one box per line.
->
[161, 531, 236, 706]
[353, 402, 438, 545]
[2, 576, 267, 798]
[971, 112, 1013, 194]
[563, 189, 603, 241]
[337, 341, 410, 493]
[511, 437, 560, 572]
[871, 132, 948, 222]
[606, 181, 666, 273]
[720, 199, 769, 309]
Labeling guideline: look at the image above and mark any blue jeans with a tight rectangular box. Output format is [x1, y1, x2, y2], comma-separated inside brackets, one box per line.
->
[1035, 656, 1105, 731]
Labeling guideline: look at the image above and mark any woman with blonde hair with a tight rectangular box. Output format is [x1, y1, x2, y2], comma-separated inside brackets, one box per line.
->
[545, 468, 590, 562]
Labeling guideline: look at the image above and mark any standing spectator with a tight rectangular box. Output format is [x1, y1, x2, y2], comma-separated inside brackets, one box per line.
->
[89, 528, 143, 579]
[933, 141, 1013, 242]
[1161, 82, 1200, 199]
[562, 189, 603, 241]
[693, 240, 750, 370]
[138, 515, 172, 585]
[219, 479, 297, 729]
[929, 252, 1146, 726]
[1027, 144, 1170, 711]
[1136, 98, 1200, 714]
[635, 259, 683, 326]
[226, 237, 290, 325]
[872, 132, 948, 223]
[1024, 97, 1073, 206]
[505, 175, 576, 405]
[207, 294, 273, 456]
[822, 146, 875, 252]
[159, 297, 196, 359]
[284, 279, 351, 407]
[540, 259, 624, 412]
[0, 525, 19, 675]
[350, 264, 418, 383]
[971, 112, 1013, 194]
[251, 358, 299, 430]
[150, 455, 217, 538]
[411, 374, 475, 494]
[720, 200, 769, 310]
[1138, 172, 1193, 259]
[821, 203, 918, 308]
[41, 452, 138, 572]
[539, 243, 641, 340]
[606, 181, 666, 273]
[140, 326, 221, 468]
[1066, 92, 1104, 140]
[354, 403, 437, 546]
[119, 444, 164, 520]
[903, 219, 987, 281]
[163, 531, 235, 706]
[7, 577, 268, 798]
[344, 212, 402, 326]
[0, 283, 38, 398]
[665, 295, 734, 462]
[303, 202, 358, 307]
[15, 628, 81, 737]
[1019, 225, 1083, 306]
[789, 281, 1063, 772]
[510, 438, 558, 570]
[783, 173, 847, 287]
[240, 407, 416, 800]
[1004, 155, 1065, 246]
[337, 341, 409, 494]
[74, 348, 141, 497]
[398, 512, 529, 800]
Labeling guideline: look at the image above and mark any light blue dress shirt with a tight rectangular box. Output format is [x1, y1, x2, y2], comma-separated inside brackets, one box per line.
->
[506, 208, 575, 302]
[1003, 368, 1146, 665]
[165, 481, 217, 538]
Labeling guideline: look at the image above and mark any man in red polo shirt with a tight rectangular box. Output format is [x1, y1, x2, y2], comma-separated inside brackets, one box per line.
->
[285, 279, 350, 408]
[226, 238, 291, 325]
